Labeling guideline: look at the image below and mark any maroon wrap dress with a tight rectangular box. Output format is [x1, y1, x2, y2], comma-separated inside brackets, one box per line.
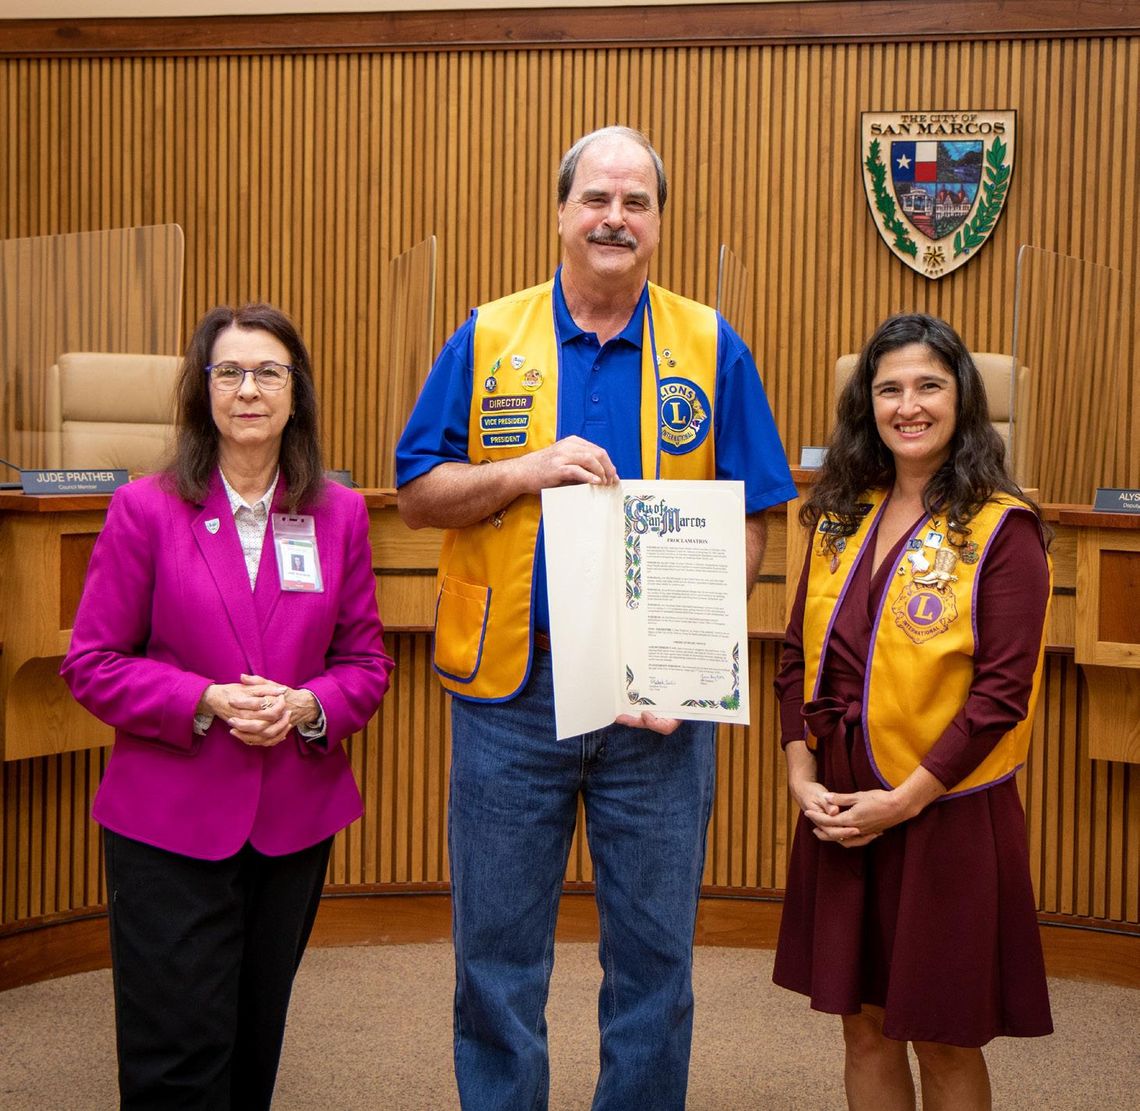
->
[772, 507, 1053, 1047]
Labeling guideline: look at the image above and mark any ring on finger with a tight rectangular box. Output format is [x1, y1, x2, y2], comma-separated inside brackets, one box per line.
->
[261, 696, 272, 710]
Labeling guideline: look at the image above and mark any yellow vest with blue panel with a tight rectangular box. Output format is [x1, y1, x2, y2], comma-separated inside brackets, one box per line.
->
[432, 279, 720, 701]
[801, 488, 1051, 796]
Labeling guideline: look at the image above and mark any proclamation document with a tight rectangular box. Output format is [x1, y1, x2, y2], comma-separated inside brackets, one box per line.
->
[541, 480, 750, 740]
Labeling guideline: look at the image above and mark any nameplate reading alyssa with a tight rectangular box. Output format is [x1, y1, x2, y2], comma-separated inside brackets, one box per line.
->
[1094, 488, 1140, 515]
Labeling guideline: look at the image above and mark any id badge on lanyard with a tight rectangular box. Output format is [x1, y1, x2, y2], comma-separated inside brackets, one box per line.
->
[272, 513, 324, 592]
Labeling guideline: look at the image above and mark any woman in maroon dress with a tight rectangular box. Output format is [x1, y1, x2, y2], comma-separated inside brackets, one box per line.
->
[773, 314, 1052, 1111]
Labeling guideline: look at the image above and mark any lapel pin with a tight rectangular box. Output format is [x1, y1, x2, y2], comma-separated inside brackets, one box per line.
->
[205, 518, 220, 534]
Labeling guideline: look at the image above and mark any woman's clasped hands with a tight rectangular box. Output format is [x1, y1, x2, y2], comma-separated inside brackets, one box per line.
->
[803, 788, 898, 848]
[199, 673, 320, 747]
[787, 742, 895, 849]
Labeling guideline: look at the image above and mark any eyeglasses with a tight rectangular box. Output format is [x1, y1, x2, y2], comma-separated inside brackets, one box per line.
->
[205, 362, 294, 391]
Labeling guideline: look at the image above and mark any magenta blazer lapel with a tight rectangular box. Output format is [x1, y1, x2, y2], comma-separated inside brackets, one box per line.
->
[191, 475, 268, 677]
[252, 480, 290, 631]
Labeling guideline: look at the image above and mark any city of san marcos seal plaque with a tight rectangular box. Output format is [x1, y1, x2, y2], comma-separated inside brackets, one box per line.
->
[860, 111, 1016, 280]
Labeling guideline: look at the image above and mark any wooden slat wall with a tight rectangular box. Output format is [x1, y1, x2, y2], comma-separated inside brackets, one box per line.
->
[2, 27, 1138, 936]
[2, 39, 1135, 487]
[377, 236, 437, 489]
[1024, 654, 1140, 924]
[329, 633, 451, 889]
[2, 748, 107, 924]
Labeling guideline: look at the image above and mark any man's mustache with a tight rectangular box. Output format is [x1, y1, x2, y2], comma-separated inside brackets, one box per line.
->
[587, 228, 638, 249]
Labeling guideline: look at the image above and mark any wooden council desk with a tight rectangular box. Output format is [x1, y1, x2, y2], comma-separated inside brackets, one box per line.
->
[5, 483, 1136, 762]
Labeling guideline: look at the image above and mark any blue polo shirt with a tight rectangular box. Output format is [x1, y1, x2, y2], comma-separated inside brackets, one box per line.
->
[396, 268, 796, 632]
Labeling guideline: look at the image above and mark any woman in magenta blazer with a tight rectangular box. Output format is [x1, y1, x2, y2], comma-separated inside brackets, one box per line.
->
[62, 303, 393, 1110]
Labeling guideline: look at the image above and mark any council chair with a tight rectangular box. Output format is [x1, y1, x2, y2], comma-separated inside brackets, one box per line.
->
[44, 352, 180, 472]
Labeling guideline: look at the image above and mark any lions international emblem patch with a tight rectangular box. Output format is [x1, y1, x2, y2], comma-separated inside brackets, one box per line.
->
[658, 377, 711, 455]
[891, 582, 958, 644]
[861, 111, 1015, 280]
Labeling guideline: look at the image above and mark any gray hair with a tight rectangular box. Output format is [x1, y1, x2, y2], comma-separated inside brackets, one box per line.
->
[556, 126, 668, 212]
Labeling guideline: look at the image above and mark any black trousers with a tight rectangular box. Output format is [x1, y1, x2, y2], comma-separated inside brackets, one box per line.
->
[103, 830, 332, 1111]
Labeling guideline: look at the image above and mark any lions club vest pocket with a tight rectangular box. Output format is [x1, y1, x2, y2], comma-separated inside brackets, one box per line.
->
[433, 575, 491, 682]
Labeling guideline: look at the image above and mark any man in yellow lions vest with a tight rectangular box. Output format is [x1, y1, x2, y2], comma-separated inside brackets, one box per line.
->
[397, 126, 795, 1110]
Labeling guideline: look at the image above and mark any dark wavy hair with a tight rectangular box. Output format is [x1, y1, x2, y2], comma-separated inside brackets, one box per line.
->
[167, 303, 325, 512]
[802, 313, 1043, 550]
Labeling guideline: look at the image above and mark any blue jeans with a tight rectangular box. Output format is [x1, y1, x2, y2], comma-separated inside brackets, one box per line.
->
[448, 650, 716, 1111]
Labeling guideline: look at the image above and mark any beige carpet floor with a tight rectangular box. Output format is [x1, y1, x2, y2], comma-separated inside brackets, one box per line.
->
[1, 942, 1137, 1109]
